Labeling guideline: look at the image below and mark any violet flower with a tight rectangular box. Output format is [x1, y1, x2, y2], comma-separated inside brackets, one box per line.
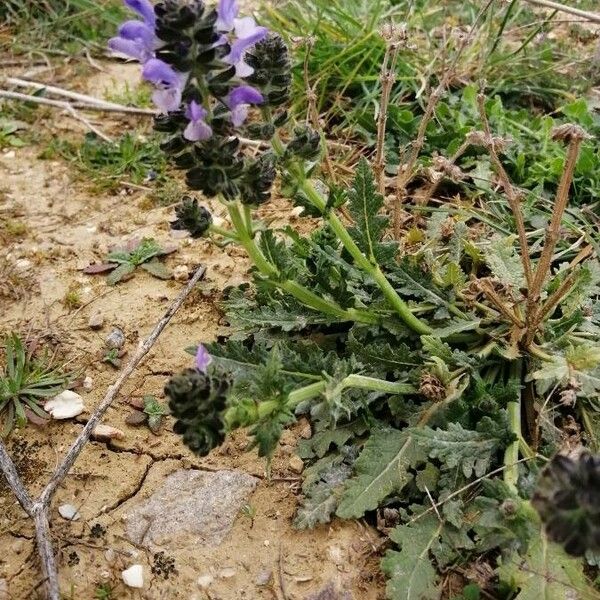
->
[108, 0, 157, 62]
[108, 20, 156, 62]
[184, 101, 213, 141]
[225, 85, 264, 126]
[195, 344, 212, 373]
[217, 0, 268, 77]
[142, 58, 187, 113]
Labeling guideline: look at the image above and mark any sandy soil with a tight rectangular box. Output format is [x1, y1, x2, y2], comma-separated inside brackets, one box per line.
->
[0, 62, 385, 599]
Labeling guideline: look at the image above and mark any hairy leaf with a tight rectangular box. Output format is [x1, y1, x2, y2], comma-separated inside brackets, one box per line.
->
[347, 158, 397, 266]
[381, 516, 442, 600]
[337, 429, 425, 518]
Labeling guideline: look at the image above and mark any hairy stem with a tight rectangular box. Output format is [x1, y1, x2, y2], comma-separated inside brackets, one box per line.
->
[504, 360, 522, 492]
[299, 178, 432, 334]
[226, 202, 379, 324]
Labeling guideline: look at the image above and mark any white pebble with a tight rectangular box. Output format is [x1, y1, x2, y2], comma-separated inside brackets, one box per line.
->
[197, 574, 214, 589]
[122, 564, 144, 589]
[83, 376, 93, 391]
[173, 264, 190, 282]
[58, 504, 80, 521]
[45, 391, 85, 419]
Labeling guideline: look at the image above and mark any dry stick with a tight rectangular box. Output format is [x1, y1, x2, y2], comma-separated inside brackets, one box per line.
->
[477, 93, 533, 289]
[4, 77, 134, 111]
[0, 89, 156, 116]
[0, 266, 205, 600]
[522, 0, 600, 24]
[478, 280, 524, 328]
[392, 0, 496, 236]
[374, 28, 402, 194]
[527, 128, 587, 306]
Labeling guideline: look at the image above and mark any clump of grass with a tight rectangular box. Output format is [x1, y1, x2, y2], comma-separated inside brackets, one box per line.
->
[43, 132, 167, 193]
[62, 285, 83, 311]
[104, 82, 153, 109]
[1, 0, 125, 55]
[0, 334, 71, 436]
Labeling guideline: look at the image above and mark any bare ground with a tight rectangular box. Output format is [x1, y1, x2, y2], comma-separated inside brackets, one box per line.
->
[0, 62, 385, 599]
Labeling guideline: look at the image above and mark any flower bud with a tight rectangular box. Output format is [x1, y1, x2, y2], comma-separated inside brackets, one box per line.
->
[171, 196, 213, 238]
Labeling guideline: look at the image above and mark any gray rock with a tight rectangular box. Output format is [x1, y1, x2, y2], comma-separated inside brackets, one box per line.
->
[255, 569, 272, 586]
[88, 312, 104, 330]
[124, 469, 258, 549]
[306, 582, 352, 600]
[105, 328, 125, 350]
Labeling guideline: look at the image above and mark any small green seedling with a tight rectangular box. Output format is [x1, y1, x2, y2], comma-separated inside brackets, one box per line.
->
[84, 238, 176, 285]
[0, 334, 70, 435]
[102, 348, 122, 368]
[125, 395, 168, 434]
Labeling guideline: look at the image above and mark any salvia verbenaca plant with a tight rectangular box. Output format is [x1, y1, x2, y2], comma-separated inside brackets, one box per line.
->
[110, 1, 600, 596]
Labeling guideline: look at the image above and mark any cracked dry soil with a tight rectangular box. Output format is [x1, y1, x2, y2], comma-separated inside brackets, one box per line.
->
[0, 62, 385, 599]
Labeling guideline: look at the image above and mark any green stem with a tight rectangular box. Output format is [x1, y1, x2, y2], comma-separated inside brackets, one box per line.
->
[226, 202, 378, 325]
[504, 360, 522, 492]
[299, 178, 432, 334]
[209, 223, 239, 241]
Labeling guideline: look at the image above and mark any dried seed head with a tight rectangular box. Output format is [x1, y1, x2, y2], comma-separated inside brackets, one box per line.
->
[379, 22, 408, 45]
[551, 124, 593, 143]
[419, 372, 446, 402]
[432, 156, 465, 181]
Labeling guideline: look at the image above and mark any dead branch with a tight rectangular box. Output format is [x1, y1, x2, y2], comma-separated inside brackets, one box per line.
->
[0, 266, 206, 600]
[522, 0, 600, 24]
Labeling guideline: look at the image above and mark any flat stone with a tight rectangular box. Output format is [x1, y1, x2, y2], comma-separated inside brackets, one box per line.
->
[122, 564, 144, 589]
[123, 469, 258, 550]
[88, 312, 104, 330]
[45, 391, 84, 419]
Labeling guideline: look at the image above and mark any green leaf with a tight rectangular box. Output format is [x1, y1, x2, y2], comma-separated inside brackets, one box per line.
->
[347, 158, 397, 266]
[140, 259, 172, 280]
[410, 422, 504, 478]
[106, 262, 135, 285]
[498, 530, 596, 600]
[381, 516, 442, 600]
[337, 429, 425, 518]
[483, 235, 525, 290]
[294, 481, 340, 529]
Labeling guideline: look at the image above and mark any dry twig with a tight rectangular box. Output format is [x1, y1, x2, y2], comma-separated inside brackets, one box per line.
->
[0, 266, 206, 599]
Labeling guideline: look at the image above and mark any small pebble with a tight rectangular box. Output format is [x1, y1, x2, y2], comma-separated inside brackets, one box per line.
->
[122, 564, 144, 589]
[255, 569, 272, 586]
[105, 328, 125, 350]
[197, 574, 214, 589]
[288, 455, 304, 474]
[218, 567, 236, 579]
[173, 264, 190, 281]
[58, 504, 80, 521]
[82, 376, 93, 391]
[88, 312, 104, 330]
[92, 424, 125, 441]
[45, 391, 85, 419]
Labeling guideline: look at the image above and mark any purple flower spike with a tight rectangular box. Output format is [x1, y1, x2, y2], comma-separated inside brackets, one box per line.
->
[225, 85, 264, 126]
[184, 101, 213, 141]
[195, 344, 212, 373]
[124, 0, 156, 26]
[216, 0, 239, 32]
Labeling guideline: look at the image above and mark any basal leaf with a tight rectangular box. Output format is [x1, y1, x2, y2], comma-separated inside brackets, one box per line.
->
[336, 429, 425, 518]
[410, 422, 503, 478]
[140, 259, 172, 280]
[347, 158, 397, 266]
[381, 516, 442, 600]
[498, 531, 596, 600]
[106, 262, 135, 285]
[483, 235, 525, 290]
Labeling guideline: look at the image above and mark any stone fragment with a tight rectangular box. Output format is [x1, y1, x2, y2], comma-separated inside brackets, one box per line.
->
[58, 504, 80, 521]
[45, 391, 84, 419]
[88, 312, 104, 330]
[288, 455, 304, 474]
[124, 469, 258, 549]
[122, 564, 144, 589]
[105, 328, 125, 350]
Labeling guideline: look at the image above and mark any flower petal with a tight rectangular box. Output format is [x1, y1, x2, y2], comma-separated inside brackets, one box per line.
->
[230, 104, 249, 127]
[224, 27, 267, 65]
[216, 0, 238, 32]
[118, 20, 154, 44]
[124, 0, 155, 26]
[108, 36, 146, 61]
[227, 85, 264, 107]
[194, 345, 213, 372]
[185, 100, 208, 122]
[233, 16, 262, 39]
[142, 58, 179, 85]
[152, 87, 182, 113]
